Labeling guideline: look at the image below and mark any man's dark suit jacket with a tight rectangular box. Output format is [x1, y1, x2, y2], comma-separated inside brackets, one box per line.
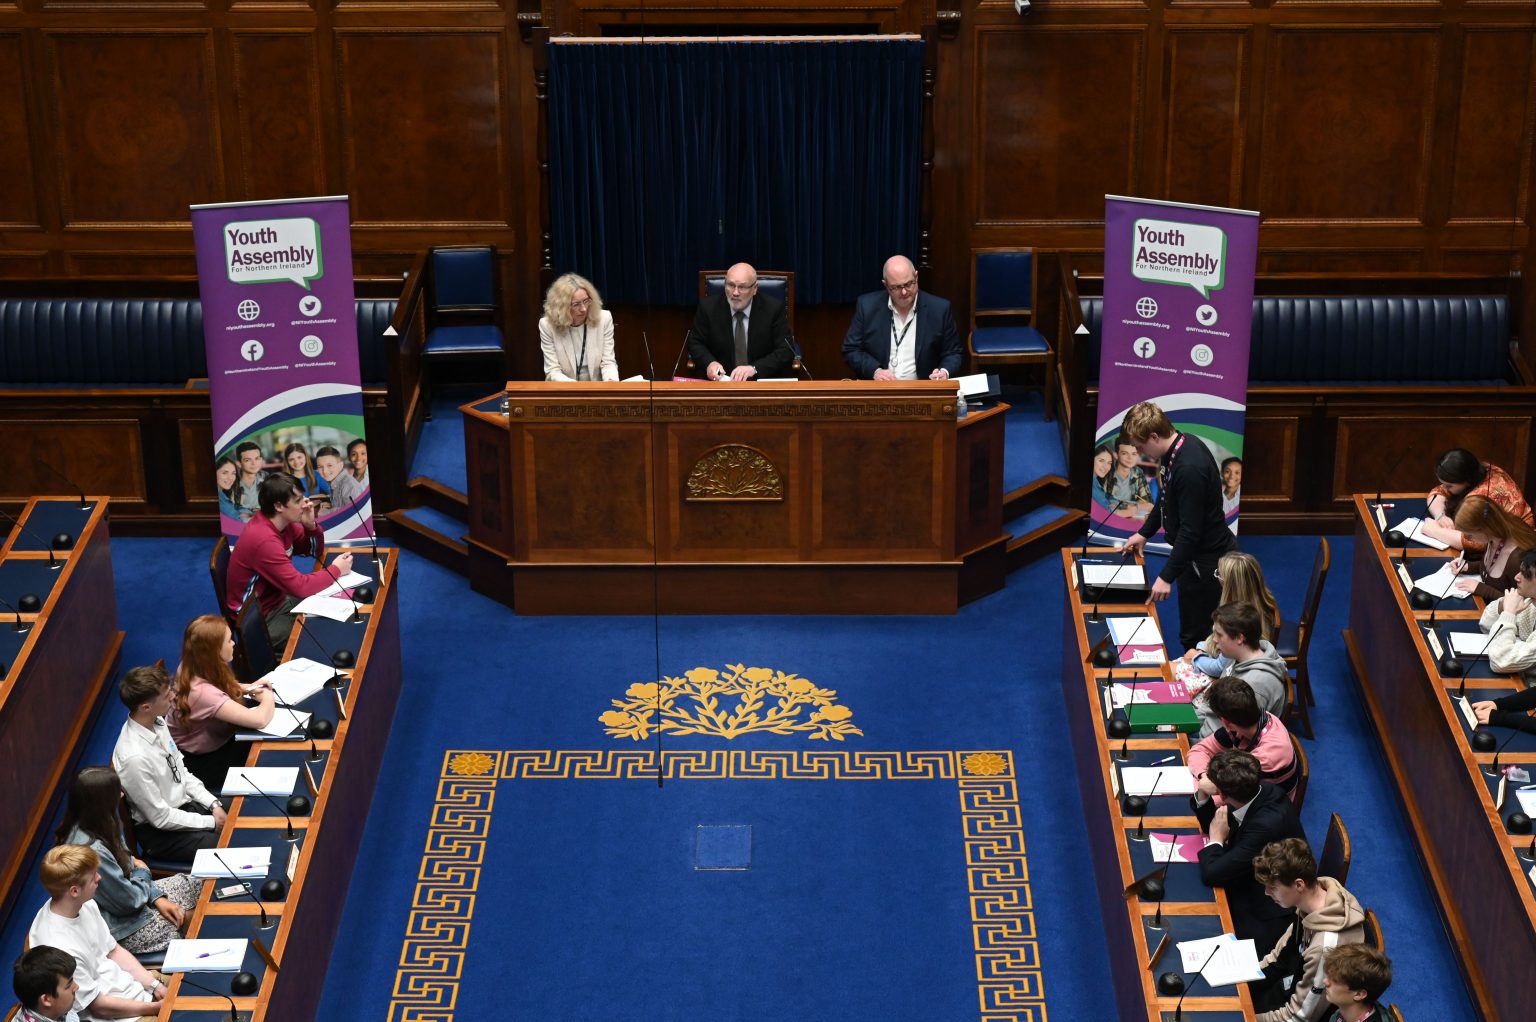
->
[841, 290, 964, 380]
[1194, 781, 1308, 950]
[684, 292, 792, 377]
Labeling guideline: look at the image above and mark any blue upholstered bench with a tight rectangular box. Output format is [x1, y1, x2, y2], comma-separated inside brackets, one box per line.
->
[1079, 294, 1510, 386]
[0, 297, 398, 387]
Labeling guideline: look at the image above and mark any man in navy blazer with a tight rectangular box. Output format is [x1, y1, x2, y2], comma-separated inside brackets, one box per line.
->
[685, 262, 793, 382]
[842, 255, 964, 381]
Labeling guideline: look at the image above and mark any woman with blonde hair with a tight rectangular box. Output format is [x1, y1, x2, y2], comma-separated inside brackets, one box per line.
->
[539, 272, 618, 381]
[1177, 550, 1283, 688]
[1450, 494, 1536, 600]
[166, 614, 275, 791]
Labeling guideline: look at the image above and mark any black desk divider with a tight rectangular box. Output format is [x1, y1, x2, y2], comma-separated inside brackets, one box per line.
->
[1140, 912, 1230, 1000]
[1127, 833, 1214, 905]
[13, 499, 95, 550]
[0, 558, 63, 607]
[1456, 689, 1536, 753]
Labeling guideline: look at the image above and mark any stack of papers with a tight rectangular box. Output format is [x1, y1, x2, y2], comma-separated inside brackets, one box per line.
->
[191, 846, 272, 879]
[221, 766, 299, 797]
[1147, 832, 1206, 864]
[292, 594, 358, 622]
[235, 706, 311, 741]
[1449, 631, 1499, 658]
[1390, 517, 1451, 550]
[315, 570, 371, 599]
[1413, 563, 1472, 600]
[1175, 933, 1265, 985]
[1107, 616, 1165, 664]
[265, 658, 334, 706]
[163, 938, 249, 973]
[1082, 563, 1147, 590]
[1120, 766, 1196, 797]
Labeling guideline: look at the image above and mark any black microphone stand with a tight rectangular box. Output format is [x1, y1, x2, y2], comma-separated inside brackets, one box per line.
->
[1459, 622, 1506, 699]
[213, 851, 275, 930]
[0, 595, 32, 633]
[177, 974, 255, 1022]
[0, 506, 65, 568]
[296, 620, 354, 689]
[32, 458, 92, 510]
[237, 772, 308, 842]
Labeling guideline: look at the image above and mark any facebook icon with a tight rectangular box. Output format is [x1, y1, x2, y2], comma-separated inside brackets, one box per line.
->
[1133, 337, 1157, 360]
[241, 340, 265, 363]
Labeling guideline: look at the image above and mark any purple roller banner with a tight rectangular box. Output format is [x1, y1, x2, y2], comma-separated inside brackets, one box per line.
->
[1090, 195, 1259, 546]
[191, 196, 371, 545]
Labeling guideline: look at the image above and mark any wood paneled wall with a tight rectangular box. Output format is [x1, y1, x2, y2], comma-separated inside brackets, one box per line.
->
[2, 0, 1533, 377]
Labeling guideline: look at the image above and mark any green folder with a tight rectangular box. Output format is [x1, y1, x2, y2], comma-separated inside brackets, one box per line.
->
[1127, 702, 1201, 734]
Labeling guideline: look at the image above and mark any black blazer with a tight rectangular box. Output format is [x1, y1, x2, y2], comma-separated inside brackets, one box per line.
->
[841, 290, 963, 380]
[1194, 782, 1307, 942]
[684, 292, 792, 377]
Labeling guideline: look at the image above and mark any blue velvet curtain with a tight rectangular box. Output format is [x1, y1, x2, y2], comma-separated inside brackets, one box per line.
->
[547, 38, 923, 305]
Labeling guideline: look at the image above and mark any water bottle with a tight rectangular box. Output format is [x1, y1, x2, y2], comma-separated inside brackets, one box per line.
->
[955, 389, 969, 420]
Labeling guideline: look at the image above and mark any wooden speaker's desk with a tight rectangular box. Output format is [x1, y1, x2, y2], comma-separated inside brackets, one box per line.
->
[0, 497, 121, 926]
[461, 381, 1008, 614]
[1060, 548, 1253, 1022]
[1344, 494, 1536, 1022]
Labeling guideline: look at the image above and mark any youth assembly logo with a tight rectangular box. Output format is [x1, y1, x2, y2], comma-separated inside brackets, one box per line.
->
[1132, 218, 1227, 297]
[222, 218, 324, 289]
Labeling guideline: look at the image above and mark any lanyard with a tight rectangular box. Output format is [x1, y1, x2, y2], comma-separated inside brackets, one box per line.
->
[889, 314, 914, 364]
[1158, 432, 1186, 490]
[575, 324, 589, 380]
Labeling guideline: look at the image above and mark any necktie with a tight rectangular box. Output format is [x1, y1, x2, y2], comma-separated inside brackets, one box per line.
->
[733, 311, 748, 369]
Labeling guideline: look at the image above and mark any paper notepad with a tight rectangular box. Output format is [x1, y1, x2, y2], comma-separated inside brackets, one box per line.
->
[1413, 563, 1473, 600]
[1390, 517, 1451, 550]
[222, 766, 299, 797]
[235, 706, 311, 741]
[163, 938, 248, 973]
[1516, 788, 1536, 818]
[1121, 766, 1196, 797]
[315, 569, 372, 598]
[1148, 832, 1206, 864]
[191, 847, 272, 879]
[292, 594, 358, 622]
[1082, 563, 1147, 589]
[266, 658, 334, 706]
[1449, 631, 1499, 658]
[1107, 616, 1165, 664]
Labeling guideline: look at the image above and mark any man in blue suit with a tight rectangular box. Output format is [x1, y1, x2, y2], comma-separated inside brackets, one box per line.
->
[841, 255, 963, 381]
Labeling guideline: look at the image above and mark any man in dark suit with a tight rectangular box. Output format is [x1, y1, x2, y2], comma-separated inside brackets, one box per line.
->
[841, 254, 963, 381]
[1194, 749, 1308, 983]
[686, 262, 793, 382]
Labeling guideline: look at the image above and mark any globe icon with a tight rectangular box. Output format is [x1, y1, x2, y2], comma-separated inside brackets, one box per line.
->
[237, 299, 261, 321]
[1135, 296, 1158, 320]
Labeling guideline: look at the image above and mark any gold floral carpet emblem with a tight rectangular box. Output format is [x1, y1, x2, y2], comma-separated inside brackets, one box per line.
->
[599, 664, 863, 741]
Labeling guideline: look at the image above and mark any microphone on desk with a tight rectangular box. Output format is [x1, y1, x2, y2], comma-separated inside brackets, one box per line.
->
[320, 562, 364, 623]
[1080, 500, 1130, 612]
[0, 595, 33, 633]
[0, 506, 69, 568]
[1090, 541, 1137, 624]
[212, 851, 277, 930]
[670, 331, 693, 380]
[1481, 724, 1523, 777]
[346, 496, 381, 580]
[1109, 669, 1148, 762]
[1375, 445, 1416, 545]
[784, 333, 813, 379]
[177, 974, 256, 1022]
[307, 717, 334, 762]
[1458, 622, 1506, 699]
[296, 621, 354, 689]
[1425, 590, 1463, 674]
[31, 458, 93, 510]
[237, 772, 310, 842]
[1164, 940, 1224, 1019]
[1126, 769, 1163, 842]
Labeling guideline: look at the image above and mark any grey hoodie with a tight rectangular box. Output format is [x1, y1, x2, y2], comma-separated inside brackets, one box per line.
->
[1195, 639, 1289, 738]
[1256, 877, 1367, 1022]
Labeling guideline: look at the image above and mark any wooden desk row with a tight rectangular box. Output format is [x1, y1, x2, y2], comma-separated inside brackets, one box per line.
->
[162, 549, 402, 1021]
[1060, 548, 1253, 1022]
[1343, 494, 1536, 1022]
[0, 497, 122, 927]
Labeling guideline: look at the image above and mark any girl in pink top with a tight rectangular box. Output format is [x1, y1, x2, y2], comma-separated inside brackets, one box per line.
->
[166, 614, 275, 792]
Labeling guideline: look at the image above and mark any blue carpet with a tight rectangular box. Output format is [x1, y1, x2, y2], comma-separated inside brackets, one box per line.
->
[1001, 389, 1067, 493]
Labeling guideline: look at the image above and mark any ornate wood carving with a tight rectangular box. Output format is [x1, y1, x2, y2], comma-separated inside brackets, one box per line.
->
[685, 444, 783, 501]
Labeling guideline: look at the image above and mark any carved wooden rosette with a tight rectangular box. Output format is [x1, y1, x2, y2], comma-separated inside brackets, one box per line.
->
[685, 444, 783, 502]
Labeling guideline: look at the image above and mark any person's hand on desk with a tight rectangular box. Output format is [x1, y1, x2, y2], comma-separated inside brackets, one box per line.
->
[1207, 805, 1231, 845]
[331, 551, 354, 577]
[928, 368, 950, 380]
[1453, 577, 1480, 595]
[873, 368, 896, 381]
[1472, 701, 1498, 726]
[705, 361, 725, 381]
[729, 365, 757, 382]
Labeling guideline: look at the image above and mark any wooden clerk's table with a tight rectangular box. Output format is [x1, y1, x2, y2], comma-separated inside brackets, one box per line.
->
[460, 380, 1009, 614]
[1344, 494, 1536, 1022]
[162, 549, 402, 1022]
[1060, 547, 1253, 1022]
[0, 497, 121, 925]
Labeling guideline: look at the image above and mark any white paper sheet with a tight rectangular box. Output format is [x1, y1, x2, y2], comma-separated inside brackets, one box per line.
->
[265, 658, 334, 706]
[1120, 766, 1196, 797]
[1413, 563, 1473, 600]
[191, 847, 272, 879]
[221, 766, 299, 797]
[314, 569, 372, 598]
[234, 706, 311, 741]
[1082, 564, 1147, 588]
[292, 594, 358, 622]
[1390, 517, 1451, 550]
[1449, 631, 1500, 657]
[163, 939, 248, 973]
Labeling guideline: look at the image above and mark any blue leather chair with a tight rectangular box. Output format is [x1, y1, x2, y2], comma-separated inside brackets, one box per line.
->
[969, 248, 1055, 419]
[424, 246, 505, 405]
[696, 269, 803, 377]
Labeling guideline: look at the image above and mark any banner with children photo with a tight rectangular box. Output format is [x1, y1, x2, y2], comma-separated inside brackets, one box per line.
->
[1090, 195, 1258, 547]
[191, 196, 371, 544]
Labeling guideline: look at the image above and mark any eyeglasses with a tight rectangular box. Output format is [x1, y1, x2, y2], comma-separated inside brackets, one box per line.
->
[571, 298, 592, 308]
[885, 278, 917, 293]
[164, 751, 181, 783]
[724, 281, 756, 293]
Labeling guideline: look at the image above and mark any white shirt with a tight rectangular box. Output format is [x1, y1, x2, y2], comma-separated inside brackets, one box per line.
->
[887, 294, 919, 380]
[28, 901, 149, 1022]
[112, 717, 217, 831]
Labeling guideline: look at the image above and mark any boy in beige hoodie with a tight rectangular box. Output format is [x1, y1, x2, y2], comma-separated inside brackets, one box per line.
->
[1251, 838, 1366, 1022]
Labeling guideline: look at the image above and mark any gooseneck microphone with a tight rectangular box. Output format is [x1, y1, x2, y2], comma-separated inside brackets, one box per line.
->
[1132, 769, 1163, 842]
[346, 495, 380, 569]
[1091, 544, 1137, 624]
[32, 458, 92, 510]
[297, 620, 354, 689]
[213, 851, 274, 930]
[0, 595, 31, 633]
[1482, 723, 1524, 777]
[670, 330, 693, 379]
[784, 333, 813, 379]
[0, 507, 66, 569]
[237, 772, 308, 841]
[320, 561, 363, 623]
[1171, 941, 1225, 1019]
[1425, 589, 1463, 675]
[176, 974, 254, 1021]
[1110, 670, 1147, 761]
[1459, 622, 1506, 698]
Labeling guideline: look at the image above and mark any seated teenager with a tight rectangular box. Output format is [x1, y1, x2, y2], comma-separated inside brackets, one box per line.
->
[1471, 548, 1536, 731]
[1178, 551, 1283, 687]
[1194, 750, 1308, 964]
[165, 615, 275, 793]
[12, 945, 82, 1022]
[1421, 447, 1532, 551]
[55, 767, 199, 958]
[26, 846, 166, 1021]
[1193, 602, 1289, 738]
[1317, 944, 1392, 1022]
[1188, 676, 1298, 803]
[111, 664, 225, 863]
[225, 473, 353, 656]
[1448, 494, 1536, 600]
[1252, 838, 1366, 1022]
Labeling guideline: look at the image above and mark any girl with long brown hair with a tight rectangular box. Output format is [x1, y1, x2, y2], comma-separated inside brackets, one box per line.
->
[1450, 495, 1536, 601]
[166, 614, 275, 792]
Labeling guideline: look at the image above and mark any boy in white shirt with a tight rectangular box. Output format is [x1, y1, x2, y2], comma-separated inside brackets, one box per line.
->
[26, 846, 164, 1021]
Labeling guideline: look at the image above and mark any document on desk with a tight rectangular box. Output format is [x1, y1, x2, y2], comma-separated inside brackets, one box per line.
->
[1082, 563, 1148, 589]
[234, 705, 311, 741]
[1107, 616, 1165, 664]
[1390, 517, 1451, 550]
[1448, 630, 1500, 657]
[1413, 563, 1472, 600]
[1148, 832, 1205, 864]
[1201, 938, 1265, 986]
[292, 593, 357, 622]
[1515, 788, 1536, 818]
[265, 658, 333, 706]
[222, 766, 299, 797]
[315, 570, 372, 599]
[191, 847, 272, 879]
[1110, 680, 1190, 708]
[1177, 933, 1234, 971]
[163, 938, 249, 973]
[1121, 766, 1196, 797]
